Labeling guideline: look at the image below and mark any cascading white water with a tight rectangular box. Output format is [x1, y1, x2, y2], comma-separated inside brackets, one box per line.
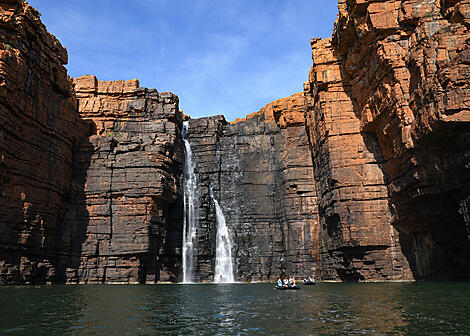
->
[210, 188, 234, 283]
[182, 121, 197, 283]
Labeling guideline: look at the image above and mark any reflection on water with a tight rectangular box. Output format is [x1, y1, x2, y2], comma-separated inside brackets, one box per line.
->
[1, 282, 469, 335]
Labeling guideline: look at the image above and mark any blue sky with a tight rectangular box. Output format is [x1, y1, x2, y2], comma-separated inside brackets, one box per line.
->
[28, 0, 338, 121]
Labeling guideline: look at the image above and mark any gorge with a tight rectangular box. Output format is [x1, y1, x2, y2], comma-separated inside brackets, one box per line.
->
[0, 0, 469, 284]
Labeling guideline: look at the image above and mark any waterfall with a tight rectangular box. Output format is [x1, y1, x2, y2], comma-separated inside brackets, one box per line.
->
[210, 188, 235, 283]
[182, 121, 197, 283]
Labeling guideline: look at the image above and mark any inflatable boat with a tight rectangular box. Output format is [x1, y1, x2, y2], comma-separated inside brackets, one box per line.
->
[275, 285, 300, 290]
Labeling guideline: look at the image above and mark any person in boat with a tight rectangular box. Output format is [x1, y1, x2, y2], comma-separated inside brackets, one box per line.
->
[303, 274, 315, 284]
[289, 276, 297, 287]
[277, 278, 283, 288]
[283, 276, 289, 288]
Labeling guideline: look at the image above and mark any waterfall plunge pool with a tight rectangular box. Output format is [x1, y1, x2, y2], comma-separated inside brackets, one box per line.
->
[1, 282, 470, 335]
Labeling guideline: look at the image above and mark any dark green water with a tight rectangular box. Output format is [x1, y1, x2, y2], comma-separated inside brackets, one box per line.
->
[1, 283, 469, 335]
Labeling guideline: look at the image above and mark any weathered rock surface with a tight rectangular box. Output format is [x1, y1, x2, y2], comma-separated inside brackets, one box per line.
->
[2, 0, 470, 284]
[304, 39, 412, 281]
[0, 0, 79, 284]
[58, 76, 184, 284]
[305, 0, 470, 280]
[186, 94, 318, 281]
[0, 0, 184, 284]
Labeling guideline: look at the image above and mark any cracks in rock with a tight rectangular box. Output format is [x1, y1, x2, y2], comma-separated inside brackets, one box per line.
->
[109, 163, 114, 243]
[108, 140, 118, 245]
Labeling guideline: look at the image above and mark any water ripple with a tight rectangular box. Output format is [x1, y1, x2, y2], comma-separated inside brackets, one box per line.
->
[1, 283, 470, 335]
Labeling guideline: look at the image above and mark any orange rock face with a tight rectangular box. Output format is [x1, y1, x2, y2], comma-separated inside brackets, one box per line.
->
[0, 0, 79, 284]
[0, 1, 185, 284]
[304, 38, 412, 281]
[305, 0, 470, 280]
[1, 0, 469, 284]
[231, 93, 306, 127]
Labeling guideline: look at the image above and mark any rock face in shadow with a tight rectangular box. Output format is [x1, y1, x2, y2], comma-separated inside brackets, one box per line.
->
[1, 0, 469, 284]
[0, 0, 185, 284]
[0, 1, 184, 285]
[186, 94, 319, 282]
[0, 0, 79, 284]
[59, 76, 184, 284]
[305, 0, 470, 280]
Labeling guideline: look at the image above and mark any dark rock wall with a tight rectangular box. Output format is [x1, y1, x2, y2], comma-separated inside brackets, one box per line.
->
[0, 1, 185, 285]
[0, 0, 79, 284]
[186, 94, 318, 282]
[305, 0, 470, 280]
[1, 0, 470, 284]
[58, 76, 184, 284]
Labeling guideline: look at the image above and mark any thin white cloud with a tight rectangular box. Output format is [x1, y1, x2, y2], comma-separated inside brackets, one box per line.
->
[26, 0, 337, 121]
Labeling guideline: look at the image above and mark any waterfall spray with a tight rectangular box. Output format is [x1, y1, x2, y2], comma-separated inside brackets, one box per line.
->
[210, 187, 234, 283]
[182, 121, 197, 283]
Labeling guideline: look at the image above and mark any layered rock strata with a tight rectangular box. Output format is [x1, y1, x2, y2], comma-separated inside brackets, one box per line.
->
[58, 76, 184, 284]
[0, 1, 184, 285]
[304, 39, 412, 281]
[1, 0, 470, 284]
[305, 0, 470, 280]
[0, 0, 79, 284]
[186, 94, 318, 282]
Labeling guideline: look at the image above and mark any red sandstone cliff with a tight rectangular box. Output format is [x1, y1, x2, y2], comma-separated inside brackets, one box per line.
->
[1, 0, 469, 284]
[305, 0, 470, 280]
[304, 38, 412, 281]
[0, 0, 79, 284]
[0, 1, 185, 284]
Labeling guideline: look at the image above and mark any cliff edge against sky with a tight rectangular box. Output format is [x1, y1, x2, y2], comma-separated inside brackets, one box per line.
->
[0, 0, 469, 284]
